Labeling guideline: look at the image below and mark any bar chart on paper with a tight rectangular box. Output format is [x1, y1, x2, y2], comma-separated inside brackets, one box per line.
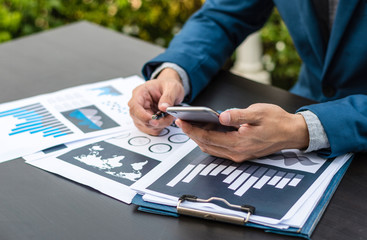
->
[0, 103, 74, 138]
[166, 154, 305, 197]
[148, 147, 330, 219]
[0, 76, 144, 163]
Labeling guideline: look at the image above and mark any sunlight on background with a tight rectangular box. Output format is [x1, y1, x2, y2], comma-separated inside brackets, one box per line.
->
[0, 0, 300, 89]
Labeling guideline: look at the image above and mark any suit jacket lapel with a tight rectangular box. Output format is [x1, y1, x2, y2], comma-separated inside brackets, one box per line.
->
[297, 1, 327, 67]
[323, 0, 360, 77]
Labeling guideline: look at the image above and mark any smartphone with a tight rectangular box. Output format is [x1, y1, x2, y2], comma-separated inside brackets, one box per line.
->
[166, 106, 221, 124]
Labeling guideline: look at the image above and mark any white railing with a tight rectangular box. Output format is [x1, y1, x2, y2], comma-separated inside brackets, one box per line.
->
[230, 32, 271, 85]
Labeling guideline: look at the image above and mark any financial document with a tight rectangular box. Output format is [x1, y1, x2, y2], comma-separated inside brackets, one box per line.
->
[27, 125, 197, 204]
[2, 74, 352, 230]
[0, 76, 143, 163]
[132, 147, 352, 229]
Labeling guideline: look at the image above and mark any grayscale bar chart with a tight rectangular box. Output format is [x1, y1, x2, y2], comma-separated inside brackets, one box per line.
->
[166, 155, 305, 197]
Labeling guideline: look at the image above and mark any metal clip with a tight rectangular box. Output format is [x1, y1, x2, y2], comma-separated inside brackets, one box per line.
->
[177, 195, 255, 225]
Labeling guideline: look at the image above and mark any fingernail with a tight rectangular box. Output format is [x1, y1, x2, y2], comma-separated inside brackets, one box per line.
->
[149, 120, 159, 127]
[160, 102, 170, 110]
[175, 120, 182, 128]
[220, 111, 231, 125]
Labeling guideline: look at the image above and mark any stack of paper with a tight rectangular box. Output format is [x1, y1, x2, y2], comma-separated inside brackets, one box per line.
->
[0, 74, 198, 204]
[26, 125, 197, 203]
[0, 75, 353, 237]
[131, 147, 352, 229]
[0, 75, 144, 163]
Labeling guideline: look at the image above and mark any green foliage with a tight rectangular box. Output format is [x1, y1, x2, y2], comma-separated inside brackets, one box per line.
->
[261, 9, 301, 90]
[0, 0, 202, 46]
[0, 1, 300, 90]
[0, 2, 22, 42]
[1, 0, 64, 38]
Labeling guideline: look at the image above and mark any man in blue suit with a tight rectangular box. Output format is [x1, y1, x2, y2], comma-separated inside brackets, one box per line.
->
[128, 0, 367, 162]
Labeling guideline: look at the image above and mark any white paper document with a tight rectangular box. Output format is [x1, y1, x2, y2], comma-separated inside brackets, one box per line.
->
[27, 125, 197, 204]
[131, 147, 352, 229]
[0, 75, 143, 163]
[5, 74, 352, 230]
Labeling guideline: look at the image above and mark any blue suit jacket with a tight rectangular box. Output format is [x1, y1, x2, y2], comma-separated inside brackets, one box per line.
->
[143, 0, 367, 157]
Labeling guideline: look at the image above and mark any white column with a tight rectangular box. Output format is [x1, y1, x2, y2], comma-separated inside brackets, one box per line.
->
[230, 32, 271, 85]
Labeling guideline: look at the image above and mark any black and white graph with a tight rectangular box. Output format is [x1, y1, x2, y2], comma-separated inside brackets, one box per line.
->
[166, 153, 307, 197]
[147, 147, 331, 220]
[254, 150, 325, 174]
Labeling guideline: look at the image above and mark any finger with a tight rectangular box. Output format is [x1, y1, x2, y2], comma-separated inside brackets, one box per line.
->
[158, 90, 184, 112]
[149, 114, 176, 128]
[219, 107, 261, 126]
[176, 121, 248, 162]
[129, 96, 154, 125]
[158, 80, 184, 111]
[133, 117, 168, 136]
[176, 119, 239, 149]
[128, 85, 168, 131]
[131, 104, 175, 133]
[188, 129, 267, 162]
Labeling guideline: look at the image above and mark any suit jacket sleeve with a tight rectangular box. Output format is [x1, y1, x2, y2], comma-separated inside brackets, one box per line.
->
[142, 0, 274, 102]
[298, 94, 367, 157]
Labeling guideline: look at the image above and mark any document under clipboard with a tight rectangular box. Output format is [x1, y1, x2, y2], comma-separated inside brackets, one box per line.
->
[132, 150, 353, 239]
[177, 195, 255, 225]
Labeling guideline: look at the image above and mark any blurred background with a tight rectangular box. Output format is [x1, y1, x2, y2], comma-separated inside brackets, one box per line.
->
[0, 0, 301, 90]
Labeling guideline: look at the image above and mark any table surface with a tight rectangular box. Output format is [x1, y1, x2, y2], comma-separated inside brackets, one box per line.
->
[0, 21, 366, 240]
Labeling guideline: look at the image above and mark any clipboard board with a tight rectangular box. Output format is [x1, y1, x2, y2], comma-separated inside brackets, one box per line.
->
[132, 155, 353, 239]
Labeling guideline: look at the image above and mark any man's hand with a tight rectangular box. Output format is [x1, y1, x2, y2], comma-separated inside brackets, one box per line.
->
[128, 68, 185, 135]
[175, 103, 309, 162]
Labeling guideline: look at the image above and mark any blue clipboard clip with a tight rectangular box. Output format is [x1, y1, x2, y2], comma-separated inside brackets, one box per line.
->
[177, 195, 255, 225]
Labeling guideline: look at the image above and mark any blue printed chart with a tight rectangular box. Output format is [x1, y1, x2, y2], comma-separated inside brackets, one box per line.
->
[0, 76, 148, 163]
[61, 105, 119, 133]
[0, 100, 78, 162]
[0, 100, 126, 162]
[90, 85, 122, 97]
[1, 103, 73, 138]
[88, 84, 129, 116]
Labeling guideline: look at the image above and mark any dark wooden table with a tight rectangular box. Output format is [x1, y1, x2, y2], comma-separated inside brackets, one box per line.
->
[0, 21, 366, 240]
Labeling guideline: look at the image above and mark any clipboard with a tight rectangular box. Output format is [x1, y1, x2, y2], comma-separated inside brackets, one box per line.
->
[132, 155, 353, 239]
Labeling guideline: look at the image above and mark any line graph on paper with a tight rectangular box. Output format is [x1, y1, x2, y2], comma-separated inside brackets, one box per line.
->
[147, 147, 331, 219]
[0, 103, 73, 138]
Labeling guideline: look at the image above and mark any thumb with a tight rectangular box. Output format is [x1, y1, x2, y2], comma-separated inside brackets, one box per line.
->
[219, 108, 260, 126]
[158, 87, 184, 112]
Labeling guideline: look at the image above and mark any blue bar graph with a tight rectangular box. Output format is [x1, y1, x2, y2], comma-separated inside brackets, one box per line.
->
[0, 103, 73, 138]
